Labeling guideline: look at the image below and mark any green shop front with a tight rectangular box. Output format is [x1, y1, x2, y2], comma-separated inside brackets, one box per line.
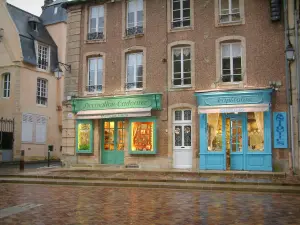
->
[73, 94, 161, 165]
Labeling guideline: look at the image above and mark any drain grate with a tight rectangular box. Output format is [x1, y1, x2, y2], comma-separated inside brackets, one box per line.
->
[0, 203, 43, 219]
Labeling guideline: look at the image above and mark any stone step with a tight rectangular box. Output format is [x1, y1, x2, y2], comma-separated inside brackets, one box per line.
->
[0, 177, 299, 194]
[0, 173, 297, 187]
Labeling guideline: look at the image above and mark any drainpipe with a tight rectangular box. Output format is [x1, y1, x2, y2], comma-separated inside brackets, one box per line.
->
[295, 1, 300, 146]
[284, 0, 294, 173]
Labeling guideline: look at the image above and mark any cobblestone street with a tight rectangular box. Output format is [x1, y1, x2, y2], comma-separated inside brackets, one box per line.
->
[0, 184, 300, 225]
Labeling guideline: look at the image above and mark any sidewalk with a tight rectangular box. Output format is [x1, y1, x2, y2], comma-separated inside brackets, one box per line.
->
[1, 167, 300, 193]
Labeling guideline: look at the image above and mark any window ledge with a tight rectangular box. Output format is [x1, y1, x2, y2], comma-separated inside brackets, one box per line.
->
[84, 91, 103, 97]
[84, 39, 106, 44]
[37, 104, 48, 108]
[1, 97, 10, 100]
[169, 86, 195, 92]
[216, 20, 244, 28]
[125, 89, 143, 94]
[216, 82, 244, 88]
[169, 26, 193, 33]
[123, 33, 144, 40]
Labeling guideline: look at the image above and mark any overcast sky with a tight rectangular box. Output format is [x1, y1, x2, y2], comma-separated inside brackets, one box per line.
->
[7, 0, 44, 16]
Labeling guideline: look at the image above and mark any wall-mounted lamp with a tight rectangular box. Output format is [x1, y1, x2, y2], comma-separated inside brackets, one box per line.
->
[54, 62, 71, 80]
[0, 28, 4, 42]
[269, 80, 282, 91]
[285, 43, 295, 62]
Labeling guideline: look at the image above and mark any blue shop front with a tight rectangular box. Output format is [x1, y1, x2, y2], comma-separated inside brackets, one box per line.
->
[195, 89, 274, 171]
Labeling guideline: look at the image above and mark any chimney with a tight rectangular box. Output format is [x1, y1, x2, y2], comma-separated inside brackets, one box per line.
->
[42, 0, 54, 10]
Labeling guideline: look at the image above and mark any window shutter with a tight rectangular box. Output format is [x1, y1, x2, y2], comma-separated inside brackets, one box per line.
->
[36, 115, 47, 143]
[22, 114, 33, 142]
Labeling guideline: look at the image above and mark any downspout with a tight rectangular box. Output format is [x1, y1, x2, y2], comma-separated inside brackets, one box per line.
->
[284, 0, 294, 173]
[295, 0, 300, 145]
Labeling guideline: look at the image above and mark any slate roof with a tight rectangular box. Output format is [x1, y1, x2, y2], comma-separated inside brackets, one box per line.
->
[40, 0, 67, 26]
[6, 3, 58, 72]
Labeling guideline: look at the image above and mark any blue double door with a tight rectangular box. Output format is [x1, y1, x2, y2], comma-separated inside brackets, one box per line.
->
[223, 113, 246, 170]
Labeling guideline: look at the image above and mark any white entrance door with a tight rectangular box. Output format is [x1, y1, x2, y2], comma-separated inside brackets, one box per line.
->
[173, 109, 193, 169]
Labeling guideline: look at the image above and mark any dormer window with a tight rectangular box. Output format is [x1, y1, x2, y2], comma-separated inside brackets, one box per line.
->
[33, 22, 38, 32]
[36, 43, 50, 71]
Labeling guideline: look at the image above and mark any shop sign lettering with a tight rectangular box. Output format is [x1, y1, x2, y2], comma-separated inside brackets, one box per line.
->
[273, 112, 288, 148]
[204, 95, 263, 106]
[72, 94, 162, 113]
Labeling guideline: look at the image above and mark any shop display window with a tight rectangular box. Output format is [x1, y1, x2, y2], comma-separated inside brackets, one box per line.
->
[129, 118, 157, 154]
[247, 112, 264, 151]
[76, 120, 93, 153]
[207, 114, 223, 151]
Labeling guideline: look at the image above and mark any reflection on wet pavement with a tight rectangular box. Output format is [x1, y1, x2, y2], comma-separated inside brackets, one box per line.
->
[0, 184, 300, 225]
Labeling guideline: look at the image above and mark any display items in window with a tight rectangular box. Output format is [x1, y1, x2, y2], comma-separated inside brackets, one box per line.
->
[131, 121, 154, 152]
[247, 112, 264, 151]
[207, 114, 223, 151]
[78, 123, 91, 151]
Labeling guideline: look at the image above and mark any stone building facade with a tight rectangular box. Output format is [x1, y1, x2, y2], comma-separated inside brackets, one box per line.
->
[61, 0, 289, 171]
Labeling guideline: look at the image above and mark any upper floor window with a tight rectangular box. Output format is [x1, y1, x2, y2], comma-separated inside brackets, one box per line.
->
[88, 5, 104, 40]
[126, 52, 143, 90]
[37, 44, 49, 71]
[126, 0, 143, 36]
[219, 0, 240, 23]
[36, 78, 48, 105]
[2, 73, 10, 98]
[87, 57, 103, 93]
[221, 42, 242, 82]
[172, 0, 190, 28]
[172, 46, 191, 87]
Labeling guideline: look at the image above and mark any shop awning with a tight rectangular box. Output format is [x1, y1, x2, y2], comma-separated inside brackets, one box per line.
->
[198, 104, 269, 114]
[76, 107, 152, 119]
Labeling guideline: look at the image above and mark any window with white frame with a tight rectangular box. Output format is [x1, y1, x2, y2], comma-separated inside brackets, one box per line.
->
[88, 5, 104, 40]
[22, 113, 47, 144]
[37, 44, 49, 70]
[219, 0, 240, 23]
[87, 57, 103, 92]
[2, 73, 10, 98]
[172, 0, 191, 28]
[36, 78, 48, 105]
[221, 42, 242, 82]
[126, 52, 143, 90]
[126, 0, 143, 36]
[172, 46, 191, 87]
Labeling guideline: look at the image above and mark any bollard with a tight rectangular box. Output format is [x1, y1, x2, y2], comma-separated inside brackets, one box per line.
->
[48, 145, 53, 167]
[20, 150, 24, 171]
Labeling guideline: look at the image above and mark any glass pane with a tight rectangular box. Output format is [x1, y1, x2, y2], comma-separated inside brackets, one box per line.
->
[174, 126, 182, 146]
[110, 122, 115, 128]
[91, 7, 98, 18]
[183, 48, 191, 60]
[231, 119, 242, 152]
[222, 58, 230, 70]
[184, 110, 191, 120]
[183, 9, 190, 18]
[233, 74, 242, 82]
[175, 110, 182, 121]
[127, 66, 134, 83]
[233, 57, 241, 72]
[104, 121, 115, 151]
[248, 112, 264, 151]
[183, 77, 191, 85]
[207, 114, 222, 151]
[131, 121, 154, 152]
[89, 71, 95, 86]
[128, 12, 135, 26]
[220, 0, 229, 11]
[184, 125, 191, 146]
[183, 60, 191, 72]
[232, 43, 241, 57]
[98, 17, 104, 30]
[173, 49, 181, 61]
[137, 11, 143, 24]
[222, 44, 230, 57]
[232, 0, 239, 10]
[173, 79, 181, 86]
[78, 124, 91, 151]
[183, 0, 190, 9]
[173, 10, 181, 20]
[173, 1, 180, 10]
[173, 61, 181, 73]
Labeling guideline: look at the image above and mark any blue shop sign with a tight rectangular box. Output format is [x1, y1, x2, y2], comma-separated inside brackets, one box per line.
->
[273, 112, 288, 148]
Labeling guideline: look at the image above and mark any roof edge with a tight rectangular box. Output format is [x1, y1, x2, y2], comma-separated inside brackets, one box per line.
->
[62, 0, 110, 9]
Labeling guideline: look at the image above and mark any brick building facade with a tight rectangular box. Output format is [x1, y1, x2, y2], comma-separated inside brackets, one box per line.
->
[61, 0, 289, 171]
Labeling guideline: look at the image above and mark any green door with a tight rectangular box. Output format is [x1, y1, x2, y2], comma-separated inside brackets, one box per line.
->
[101, 120, 125, 165]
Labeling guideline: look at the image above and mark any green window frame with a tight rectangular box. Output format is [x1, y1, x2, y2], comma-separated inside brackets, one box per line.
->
[128, 117, 157, 154]
[76, 120, 94, 153]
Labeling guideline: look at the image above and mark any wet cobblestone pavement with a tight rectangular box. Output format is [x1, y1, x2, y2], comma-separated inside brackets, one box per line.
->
[0, 184, 300, 225]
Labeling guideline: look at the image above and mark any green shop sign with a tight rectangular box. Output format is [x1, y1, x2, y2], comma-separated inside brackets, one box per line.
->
[72, 93, 162, 113]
